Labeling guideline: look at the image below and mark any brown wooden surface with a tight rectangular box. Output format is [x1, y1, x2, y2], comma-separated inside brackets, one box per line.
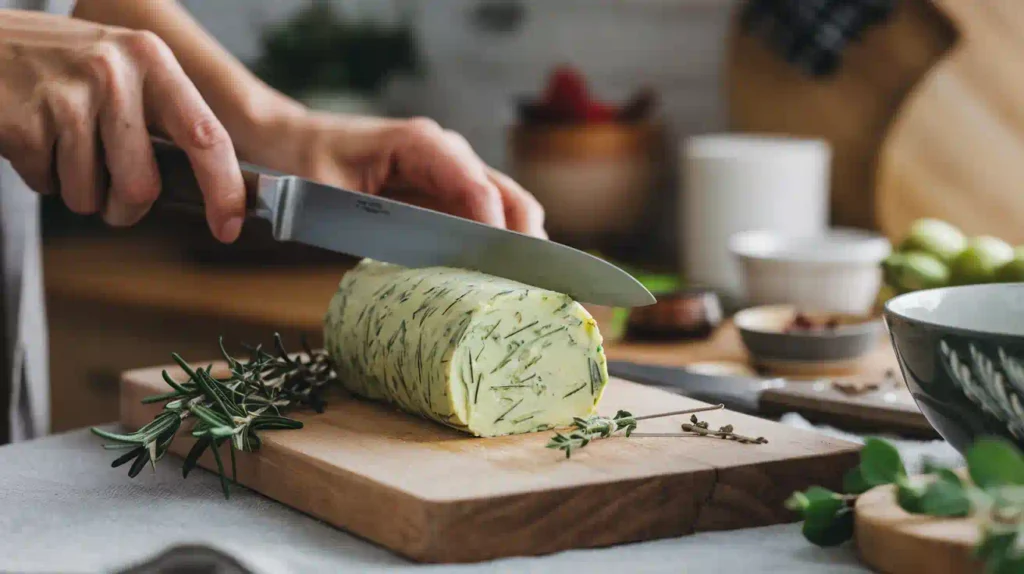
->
[876, 1, 1024, 244]
[120, 364, 860, 563]
[727, 0, 956, 231]
[855, 481, 979, 574]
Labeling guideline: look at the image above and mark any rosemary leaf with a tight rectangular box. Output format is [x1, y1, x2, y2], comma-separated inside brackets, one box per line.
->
[209, 438, 231, 499]
[102, 443, 141, 451]
[127, 449, 150, 479]
[183, 435, 212, 479]
[111, 447, 145, 469]
[91, 427, 143, 445]
[94, 335, 338, 499]
[160, 370, 191, 395]
[141, 390, 185, 405]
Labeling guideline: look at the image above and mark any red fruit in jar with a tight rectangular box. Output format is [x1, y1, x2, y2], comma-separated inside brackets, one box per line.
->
[544, 65, 589, 121]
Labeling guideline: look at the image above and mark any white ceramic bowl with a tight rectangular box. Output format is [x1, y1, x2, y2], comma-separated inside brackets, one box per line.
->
[728, 228, 892, 314]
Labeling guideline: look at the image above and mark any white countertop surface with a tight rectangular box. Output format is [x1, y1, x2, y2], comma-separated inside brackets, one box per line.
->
[0, 420, 961, 573]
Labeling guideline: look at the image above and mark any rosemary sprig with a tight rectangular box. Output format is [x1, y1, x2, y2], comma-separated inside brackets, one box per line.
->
[546, 404, 727, 458]
[91, 334, 337, 498]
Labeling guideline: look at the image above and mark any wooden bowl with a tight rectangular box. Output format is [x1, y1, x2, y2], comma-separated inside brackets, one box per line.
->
[508, 122, 666, 249]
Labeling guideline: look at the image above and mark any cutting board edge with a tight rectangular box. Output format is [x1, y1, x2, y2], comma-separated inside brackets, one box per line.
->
[117, 363, 863, 564]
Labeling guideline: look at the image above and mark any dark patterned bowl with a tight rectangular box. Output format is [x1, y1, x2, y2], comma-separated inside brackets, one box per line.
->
[884, 284, 1024, 454]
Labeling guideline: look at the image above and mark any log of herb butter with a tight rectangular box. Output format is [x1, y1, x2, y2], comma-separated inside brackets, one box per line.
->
[324, 259, 609, 437]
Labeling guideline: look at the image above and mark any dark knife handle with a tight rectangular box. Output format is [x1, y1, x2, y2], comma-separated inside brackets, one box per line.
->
[151, 136, 261, 211]
[606, 360, 766, 414]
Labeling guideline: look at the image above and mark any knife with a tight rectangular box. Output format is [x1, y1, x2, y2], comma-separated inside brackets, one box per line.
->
[150, 138, 654, 308]
[606, 359, 936, 437]
[607, 360, 785, 414]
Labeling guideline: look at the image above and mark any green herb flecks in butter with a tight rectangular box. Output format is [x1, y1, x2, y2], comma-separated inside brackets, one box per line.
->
[324, 259, 609, 437]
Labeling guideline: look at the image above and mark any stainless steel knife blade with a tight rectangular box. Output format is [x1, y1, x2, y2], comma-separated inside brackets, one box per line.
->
[606, 360, 786, 414]
[153, 139, 654, 308]
[268, 179, 654, 307]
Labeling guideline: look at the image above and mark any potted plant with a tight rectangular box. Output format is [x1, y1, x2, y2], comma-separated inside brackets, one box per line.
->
[251, 0, 420, 115]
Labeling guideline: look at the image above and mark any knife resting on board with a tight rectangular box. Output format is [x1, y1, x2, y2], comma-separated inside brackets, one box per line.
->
[607, 360, 937, 438]
[148, 137, 654, 308]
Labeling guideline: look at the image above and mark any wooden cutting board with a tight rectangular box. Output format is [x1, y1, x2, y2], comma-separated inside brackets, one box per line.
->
[119, 362, 860, 564]
[875, 0, 1024, 244]
[727, 0, 957, 231]
[856, 481, 980, 574]
[729, 0, 1024, 242]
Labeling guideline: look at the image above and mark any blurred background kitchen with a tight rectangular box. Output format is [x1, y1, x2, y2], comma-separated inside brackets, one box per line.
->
[44, 0, 994, 433]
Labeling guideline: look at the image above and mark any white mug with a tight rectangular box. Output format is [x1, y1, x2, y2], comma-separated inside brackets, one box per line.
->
[680, 134, 831, 301]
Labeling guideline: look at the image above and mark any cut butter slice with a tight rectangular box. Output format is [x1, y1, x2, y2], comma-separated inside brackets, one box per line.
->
[324, 259, 609, 437]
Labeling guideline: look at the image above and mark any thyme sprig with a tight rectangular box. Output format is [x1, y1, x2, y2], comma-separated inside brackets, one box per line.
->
[91, 334, 337, 498]
[546, 404, 728, 458]
[681, 414, 768, 444]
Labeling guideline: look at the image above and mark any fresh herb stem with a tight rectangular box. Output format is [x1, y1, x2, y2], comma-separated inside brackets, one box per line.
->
[91, 334, 337, 499]
[545, 404, 740, 459]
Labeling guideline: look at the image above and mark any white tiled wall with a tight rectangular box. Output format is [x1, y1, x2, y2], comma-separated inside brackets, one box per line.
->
[181, 0, 738, 170]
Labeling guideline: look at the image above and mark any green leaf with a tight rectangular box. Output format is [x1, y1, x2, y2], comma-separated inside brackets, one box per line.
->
[111, 446, 145, 469]
[209, 438, 231, 500]
[90, 427, 142, 444]
[209, 426, 236, 439]
[976, 531, 1014, 561]
[919, 470, 971, 517]
[975, 531, 1024, 574]
[785, 491, 810, 512]
[160, 369, 190, 395]
[190, 404, 231, 428]
[968, 438, 1024, 490]
[127, 448, 151, 479]
[101, 443, 140, 450]
[860, 438, 906, 486]
[793, 486, 855, 546]
[803, 508, 855, 547]
[896, 477, 925, 514]
[843, 466, 873, 495]
[141, 390, 185, 404]
[183, 435, 212, 479]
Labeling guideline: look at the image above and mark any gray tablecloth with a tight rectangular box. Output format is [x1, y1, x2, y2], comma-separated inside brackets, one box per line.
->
[0, 422, 959, 574]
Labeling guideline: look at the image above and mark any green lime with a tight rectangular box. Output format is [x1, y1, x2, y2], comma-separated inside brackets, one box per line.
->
[950, 236, 1015, 285]
[886, 251, 950, 292]
[996, 250, 1024, 282]
[898, 218, 966, 263]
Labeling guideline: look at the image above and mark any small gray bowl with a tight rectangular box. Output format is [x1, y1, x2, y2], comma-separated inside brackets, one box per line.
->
[885, 283, 1024, 454]
[735, 305, 884, 375]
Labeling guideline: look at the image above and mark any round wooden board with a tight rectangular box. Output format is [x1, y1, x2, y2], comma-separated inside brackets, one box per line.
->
[855, 482, 981, 574]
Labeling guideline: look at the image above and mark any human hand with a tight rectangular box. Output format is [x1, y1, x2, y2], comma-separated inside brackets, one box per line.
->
[242, 112, 547, 239]
[0, 9, 246, 243]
